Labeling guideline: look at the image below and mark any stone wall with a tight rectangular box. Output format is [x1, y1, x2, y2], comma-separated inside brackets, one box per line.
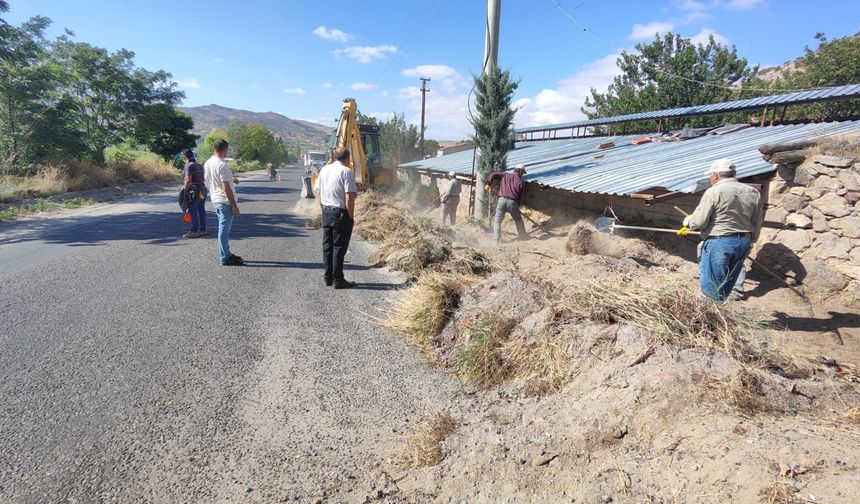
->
[761, 154, 860, 300]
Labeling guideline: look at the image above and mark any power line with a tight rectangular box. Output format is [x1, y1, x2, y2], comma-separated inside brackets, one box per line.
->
[549, 0, 821, 95]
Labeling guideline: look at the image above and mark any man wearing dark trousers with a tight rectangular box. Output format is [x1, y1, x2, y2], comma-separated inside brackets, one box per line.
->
[318, 147, 357, 289]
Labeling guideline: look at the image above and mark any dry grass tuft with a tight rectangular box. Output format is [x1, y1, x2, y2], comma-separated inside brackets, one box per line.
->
[383, 272, 475, 347]
[393, 413, 457, 468]
[758, 475, 802, 504]
[834, 405, 860, 425]
[719, 369, 771, 415]
[456, 313, 517, 388]
[565, 221, 594, 255]
[503, 334, 568, 396]
[559, 280, 776, 367]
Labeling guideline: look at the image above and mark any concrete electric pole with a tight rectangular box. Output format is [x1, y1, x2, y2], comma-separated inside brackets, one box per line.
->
[419, 77, 430, 159]
[475, 0, 501, 220]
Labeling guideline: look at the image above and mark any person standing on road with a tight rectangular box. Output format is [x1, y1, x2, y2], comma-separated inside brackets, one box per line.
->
[679, 158, 763, 301]
[488, 165, 528, 242]
[204, 139, 244, 266]
[440, 171, 461, 226]
[318, 147, 357, 289]
[182, 149, 207, 238]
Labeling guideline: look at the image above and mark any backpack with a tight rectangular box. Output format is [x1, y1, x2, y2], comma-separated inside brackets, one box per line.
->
[178, 189, 190, 212]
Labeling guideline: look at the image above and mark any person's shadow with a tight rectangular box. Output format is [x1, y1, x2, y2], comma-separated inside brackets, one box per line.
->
[745, 243, 807, 298]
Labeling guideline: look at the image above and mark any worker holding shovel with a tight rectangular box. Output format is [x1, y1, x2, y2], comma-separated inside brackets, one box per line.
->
[678, 158, 763, 301]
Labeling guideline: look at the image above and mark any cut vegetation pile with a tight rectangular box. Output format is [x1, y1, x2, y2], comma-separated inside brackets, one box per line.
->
[356, 190, 492, 276]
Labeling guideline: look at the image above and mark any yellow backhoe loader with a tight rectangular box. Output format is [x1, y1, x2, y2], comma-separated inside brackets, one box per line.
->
[305, 98, 394, 196]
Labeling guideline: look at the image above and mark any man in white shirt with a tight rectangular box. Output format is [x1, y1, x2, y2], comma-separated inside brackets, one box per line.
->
[317, 147, 357, 288]
[204, 139, 244, 266]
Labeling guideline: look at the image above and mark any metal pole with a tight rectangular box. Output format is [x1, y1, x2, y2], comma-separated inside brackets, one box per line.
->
[419, 77, 430, 158]
[475, 0, 501, 220]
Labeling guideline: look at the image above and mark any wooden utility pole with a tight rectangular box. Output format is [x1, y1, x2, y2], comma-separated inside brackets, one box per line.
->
[419, 77, 430, 158]
[474, 0, 501, 220]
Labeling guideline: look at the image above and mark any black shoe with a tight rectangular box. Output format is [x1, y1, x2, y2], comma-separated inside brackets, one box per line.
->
[333, 280, 356, 289]
[324, 278, 333, 287]
[221, 256, 245, 266]
[229, 253, 244, 262]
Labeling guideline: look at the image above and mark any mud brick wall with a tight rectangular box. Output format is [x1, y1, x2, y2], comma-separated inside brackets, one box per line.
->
[523, 185, 701, 227]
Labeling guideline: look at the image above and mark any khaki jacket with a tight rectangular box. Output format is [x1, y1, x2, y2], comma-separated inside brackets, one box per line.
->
[684, 178, 763, 241]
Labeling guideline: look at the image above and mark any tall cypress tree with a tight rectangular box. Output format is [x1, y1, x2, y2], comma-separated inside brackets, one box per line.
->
[471, 68, 518, 216]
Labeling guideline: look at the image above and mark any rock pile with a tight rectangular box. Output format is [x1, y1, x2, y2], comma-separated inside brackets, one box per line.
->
[762, 147, 860, 300]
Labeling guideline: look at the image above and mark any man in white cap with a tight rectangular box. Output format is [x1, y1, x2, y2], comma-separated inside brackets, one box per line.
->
[440, 171, 461, 226]
[487, 164, 528, 241]
[679, 158, 763, 301]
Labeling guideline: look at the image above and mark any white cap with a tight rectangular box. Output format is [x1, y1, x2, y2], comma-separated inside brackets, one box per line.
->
[513, 164, 526, 173]
[708, 158, 735, 175]
[448, 171, 456, 177]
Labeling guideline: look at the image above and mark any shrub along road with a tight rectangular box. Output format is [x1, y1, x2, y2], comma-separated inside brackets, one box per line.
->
[0, 167, 459, 502]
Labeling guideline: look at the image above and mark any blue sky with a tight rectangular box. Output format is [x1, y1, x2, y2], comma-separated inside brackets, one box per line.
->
[7, 0, 860, 140]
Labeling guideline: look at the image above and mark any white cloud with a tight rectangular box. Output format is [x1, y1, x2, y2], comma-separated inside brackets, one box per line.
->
[390, 63, 476, 139]
[177, 78, 201, 89]
[674, 0, 707, 10]
[348, 82, 377, 90]
[514, 52, 622, 128]
[212, 57, 224, 63]
[691, 27, 729, 45]
[321, 82, 333, 89]
[725, 0, 764, 10]
[282, 87, 307, 95]
[628, 21, 676, 40]
[401, 64, 471, 94]
[334, 45, 397, 64]
[312, 26, 353, 42]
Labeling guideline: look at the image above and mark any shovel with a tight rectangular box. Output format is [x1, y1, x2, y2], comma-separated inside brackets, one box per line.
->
[593, 217, 700, 235]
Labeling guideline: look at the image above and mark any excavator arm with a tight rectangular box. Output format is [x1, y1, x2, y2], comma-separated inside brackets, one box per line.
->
[334, 98, 369, 189]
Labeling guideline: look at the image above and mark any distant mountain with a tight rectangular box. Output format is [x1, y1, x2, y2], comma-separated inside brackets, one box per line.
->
[179, 104, 331, 147]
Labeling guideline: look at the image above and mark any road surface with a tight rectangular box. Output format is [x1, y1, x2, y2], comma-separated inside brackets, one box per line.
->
[0, 167, 459, 503]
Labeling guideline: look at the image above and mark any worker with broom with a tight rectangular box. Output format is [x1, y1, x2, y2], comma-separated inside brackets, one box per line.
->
[678, 158, 763, 301]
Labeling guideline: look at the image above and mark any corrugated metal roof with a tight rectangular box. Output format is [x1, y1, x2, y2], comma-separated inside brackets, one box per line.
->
[399, 121, 860, 196]
[516, 83, 860, 134]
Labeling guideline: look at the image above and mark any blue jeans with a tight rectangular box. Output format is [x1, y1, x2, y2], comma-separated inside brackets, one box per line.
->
[700, 234, 751, 301]
[188, 190, 207, 233]
[214, 203, 234, 263]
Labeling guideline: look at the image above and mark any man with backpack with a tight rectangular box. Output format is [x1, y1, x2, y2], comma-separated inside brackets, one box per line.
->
[182, 149, 207, 238]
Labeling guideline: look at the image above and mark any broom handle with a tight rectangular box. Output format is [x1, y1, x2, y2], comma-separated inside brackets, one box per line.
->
[613, 224, 701, 235]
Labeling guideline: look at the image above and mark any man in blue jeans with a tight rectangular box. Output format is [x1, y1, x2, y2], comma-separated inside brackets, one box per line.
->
[680, 158, 763, 301]
[182, 149, 207, 238]
[204, 139, 244, 266]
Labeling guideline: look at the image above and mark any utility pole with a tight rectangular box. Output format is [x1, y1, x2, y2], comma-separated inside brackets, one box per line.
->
[419, 77, 430, 159]
[475, 0, 501, 220]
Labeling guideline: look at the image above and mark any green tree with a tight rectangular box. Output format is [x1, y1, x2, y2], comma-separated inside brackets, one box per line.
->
[132, 103, 198, 160]
[583, 32, 758, 128]
[762, 32, 860, 119]
[379, 112, 421, 164]
[52, 39, 184, 162]
[198, 129, 228, 160]
[225, 121, 289, 165]
[0, 14, 62, 171]
[422, 138, 439, 158]
[471, 67, 519, 213]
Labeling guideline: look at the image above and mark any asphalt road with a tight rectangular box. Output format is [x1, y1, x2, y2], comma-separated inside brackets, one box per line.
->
[0, 166, 459, 503]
